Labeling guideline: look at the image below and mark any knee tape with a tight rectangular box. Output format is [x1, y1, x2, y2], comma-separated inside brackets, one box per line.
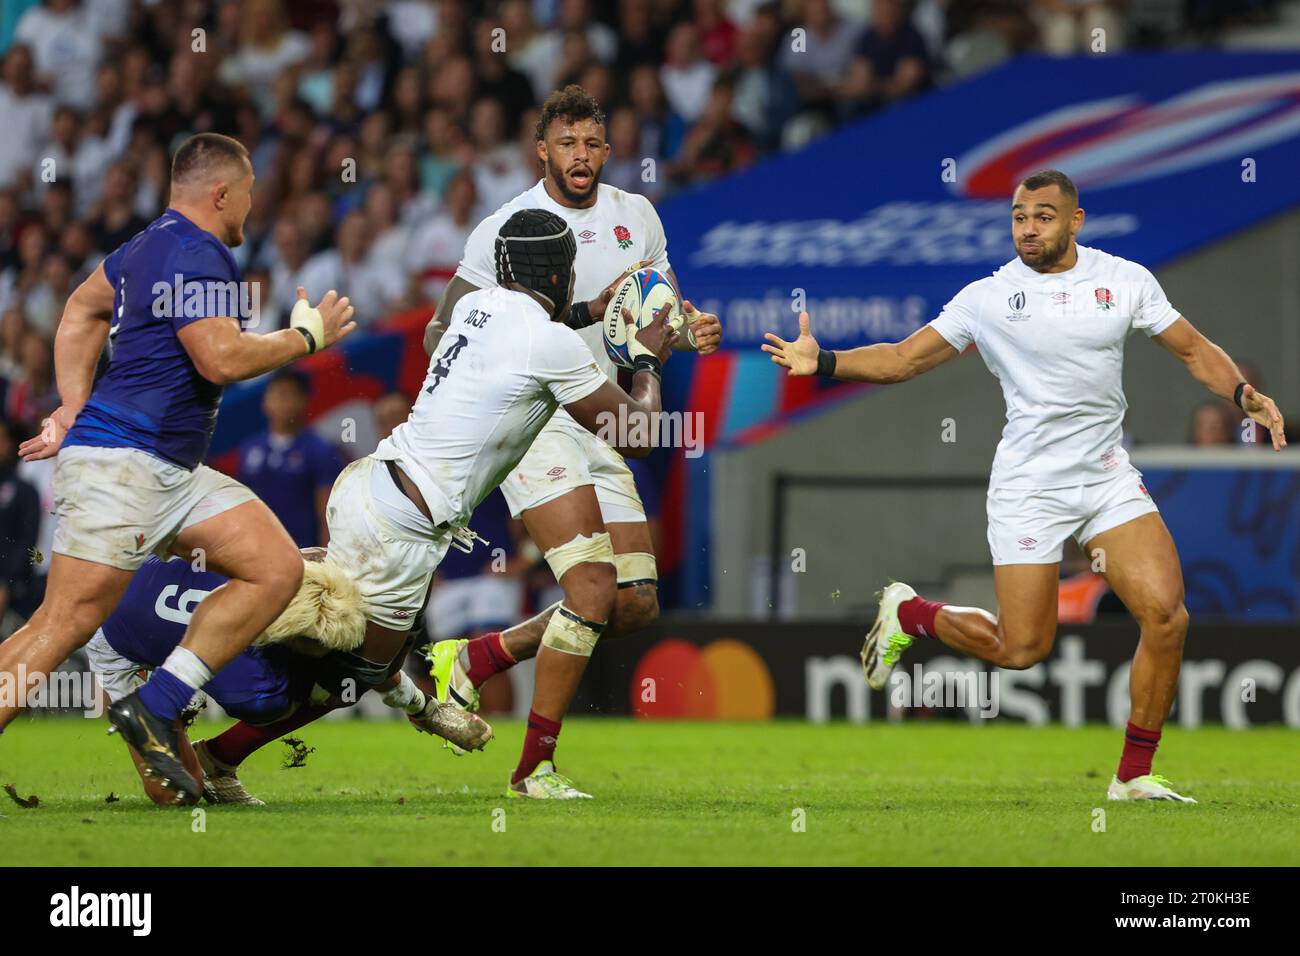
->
[614, 551, 657, 588]
[541, 605, 605, 657]
[543, 531, 614, 583]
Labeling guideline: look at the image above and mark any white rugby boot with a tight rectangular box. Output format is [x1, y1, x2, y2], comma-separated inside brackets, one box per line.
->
[194, 739, 266, 806]
[860, 581, 918, 690]
[507, 761, 593, 800]
[1107, 774, 1198, 803]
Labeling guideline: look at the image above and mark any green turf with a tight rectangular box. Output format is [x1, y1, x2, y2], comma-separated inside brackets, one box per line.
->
[1, 718, 1296, 866]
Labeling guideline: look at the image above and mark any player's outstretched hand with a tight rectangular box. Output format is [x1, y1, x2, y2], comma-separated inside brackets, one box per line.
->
[1241, 384, 1287, 451]
[629, 302, 678, 365]
[293, 286, 357, 353]
[589, 260, 655, 319]
[762, 311, 820, 376]
[679, 300, 722, 354]
[19, 405, 76, 461]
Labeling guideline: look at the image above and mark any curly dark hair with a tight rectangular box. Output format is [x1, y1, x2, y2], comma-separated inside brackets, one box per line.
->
[534, 84, 606, 141]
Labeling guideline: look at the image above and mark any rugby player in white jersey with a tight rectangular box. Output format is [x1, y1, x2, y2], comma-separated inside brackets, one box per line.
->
[764, 169, 1286, 804]
[325, 208, 677, 797]
[419, 86, 720, 797]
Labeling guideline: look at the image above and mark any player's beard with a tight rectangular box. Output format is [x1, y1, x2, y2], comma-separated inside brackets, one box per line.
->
[547, 157, 601, 206]
[1016, 231, 1070, 271]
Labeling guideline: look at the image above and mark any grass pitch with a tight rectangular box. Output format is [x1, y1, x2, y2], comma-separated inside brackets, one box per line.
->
[1, 718, 1296, 866]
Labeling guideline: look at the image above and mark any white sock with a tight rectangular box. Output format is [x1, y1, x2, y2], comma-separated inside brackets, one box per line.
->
[160, 646, 214, 690]
[381, 671, 426, 715]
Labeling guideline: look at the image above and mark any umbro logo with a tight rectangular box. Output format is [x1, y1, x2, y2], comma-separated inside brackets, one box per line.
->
[578, 229, 596, 243]
[546, 467, 566, 479]
[1017, 536, 1038, 550]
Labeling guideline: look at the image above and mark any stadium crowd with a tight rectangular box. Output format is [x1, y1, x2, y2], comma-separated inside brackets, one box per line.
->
[0, 0, 1290, 638]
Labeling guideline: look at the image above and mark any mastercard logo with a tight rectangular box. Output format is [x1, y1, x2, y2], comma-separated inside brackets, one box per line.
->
[630, 638, 775, 719]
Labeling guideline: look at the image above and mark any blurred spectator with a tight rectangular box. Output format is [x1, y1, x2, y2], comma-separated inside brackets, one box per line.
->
[0, 308, 27, 381]
[0, 45, 54, 192]
[696, 0, 742, 64]
[604, 106, 662, 200]
[268, 219, 314, 323]
[730, 8, 799, 148]
[4, 330, 58, 433]
[407, 169, 479, 302]
[299, 209, 406, 326]
[217, 0, 310, 117]
[372, 389, 411, 441]
[661, 23, 718, 123]
[779, 0, 865, 113]
[0, 417, 41, 623]
[672, 81, 757, 186]
[1189, 400, 1236, 446]
[14, 0, 107, 110]
[1034, 0, 1126, 55]
[840, 0, 934, 114]
[236, 369, 344, 548]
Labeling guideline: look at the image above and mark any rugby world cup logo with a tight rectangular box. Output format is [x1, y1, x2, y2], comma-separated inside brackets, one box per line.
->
[952, 71, 1300, 196]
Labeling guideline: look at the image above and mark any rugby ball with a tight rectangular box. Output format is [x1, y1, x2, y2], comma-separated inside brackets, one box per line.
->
[602, 267, 679, 368]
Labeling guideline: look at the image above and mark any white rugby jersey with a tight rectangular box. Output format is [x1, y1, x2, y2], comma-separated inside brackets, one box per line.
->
[455, 180, 672, 381]
[374, 286, 606, 526]
[928, 245, 1181, 490]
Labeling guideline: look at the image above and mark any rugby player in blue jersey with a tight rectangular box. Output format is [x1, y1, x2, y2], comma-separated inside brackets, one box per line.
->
[0, 133, 356, 803]
[86, 553, 492, 805]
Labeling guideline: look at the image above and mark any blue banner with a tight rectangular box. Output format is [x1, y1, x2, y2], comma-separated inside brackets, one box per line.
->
[660, 53, 1300, 351]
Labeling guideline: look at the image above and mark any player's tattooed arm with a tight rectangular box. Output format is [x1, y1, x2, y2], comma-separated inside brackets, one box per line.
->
[19, 263, 115, 460]
[425, 276, 480, 356]
[762, 313, 958, 383]
[179, 288, 355, 385]
[565, 307, 678, 458]
[1154, 316, 1287, 450]
[666, 268, 722, 355]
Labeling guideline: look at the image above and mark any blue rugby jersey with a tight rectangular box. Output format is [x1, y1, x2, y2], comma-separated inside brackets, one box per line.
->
[64, 209, 243, 469]
[100, 555, 295, 723]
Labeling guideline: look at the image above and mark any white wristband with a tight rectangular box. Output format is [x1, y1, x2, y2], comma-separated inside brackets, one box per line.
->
[290, 299, 324, 352]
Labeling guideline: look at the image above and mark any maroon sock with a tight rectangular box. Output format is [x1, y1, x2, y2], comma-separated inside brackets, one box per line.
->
[898, 596, 946, 639]
[1116, 721, 1161, 782]
[205, 704, 335, 767]
[464, 632, 515, 688]
[512, 710, 562, 785]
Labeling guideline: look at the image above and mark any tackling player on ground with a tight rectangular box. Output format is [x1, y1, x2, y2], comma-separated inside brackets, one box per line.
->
[763, 169, 1286, 803]
[421, 86, 721, 798]
[86, 552, 490, 806]
[324, 207, 678, 798]
[0, 133, 355, 803]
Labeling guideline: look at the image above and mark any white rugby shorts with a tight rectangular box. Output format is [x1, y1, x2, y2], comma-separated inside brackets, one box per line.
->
[500, 410, 646, 524]
[325, 456, 453, 631]
[986, 466, 1159, 566]
[52, 446, 257, 570]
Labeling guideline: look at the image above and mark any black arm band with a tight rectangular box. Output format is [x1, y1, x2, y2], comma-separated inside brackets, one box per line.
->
[294, 325, 318, 354]
[632, 354, 662, 380]
[816, 349, 837, 377]
[1233, 382, 1247, 409]
[565, 300, 594, 330]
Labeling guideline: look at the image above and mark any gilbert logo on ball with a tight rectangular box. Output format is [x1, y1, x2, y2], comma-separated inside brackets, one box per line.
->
[602, 267, 679, 368]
